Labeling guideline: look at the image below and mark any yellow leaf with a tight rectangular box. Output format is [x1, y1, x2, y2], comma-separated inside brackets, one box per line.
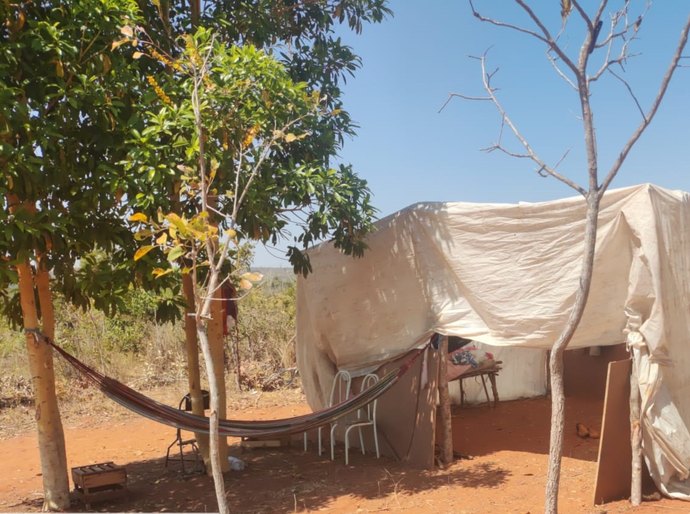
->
[284, 133, 297, 143]
[241, 272, 264, 282]
[239, 278, 253, 290]
[120, 26, 134, 37]
[152, 267, 173, 278]
[134, 228, 152, 241]
[156, 232, 168, 245]
[132, 51, 144, 60]
[134, 245, 154, 261]
[111, 38, 129, 51]
[55, 61, 64, 78]
[128, 212, 148, 222]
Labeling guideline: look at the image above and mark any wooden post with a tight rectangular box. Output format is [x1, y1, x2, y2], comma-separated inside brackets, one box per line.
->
[437, 336, 453, 466]
[630, 354, 642, 506]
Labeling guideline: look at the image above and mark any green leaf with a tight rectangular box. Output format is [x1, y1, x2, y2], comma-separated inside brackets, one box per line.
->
[167, 245, 185, 262]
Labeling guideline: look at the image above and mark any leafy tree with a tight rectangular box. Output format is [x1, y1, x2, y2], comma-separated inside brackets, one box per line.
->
[126, 26, 375, 511]
[0, 0, 149, 508]
[125, 0, 388, 473]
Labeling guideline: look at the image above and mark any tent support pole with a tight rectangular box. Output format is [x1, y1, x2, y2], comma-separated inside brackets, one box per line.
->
[437, 336, 453, 466]
[630, 355, 642, 506]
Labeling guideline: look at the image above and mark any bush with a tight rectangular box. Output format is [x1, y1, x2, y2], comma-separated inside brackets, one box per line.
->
[0, 272, 300, 412]
[233, 278, 297, 390]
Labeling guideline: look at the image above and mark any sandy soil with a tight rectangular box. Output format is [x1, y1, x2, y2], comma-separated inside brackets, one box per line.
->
[0, 391, 686, 513]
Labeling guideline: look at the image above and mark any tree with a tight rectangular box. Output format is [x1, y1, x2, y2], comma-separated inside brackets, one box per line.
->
[127, 28, 375, 513]
[445, 2, 690, 512]
[0, 1, 147, 508]
[132, 0, 390, 469]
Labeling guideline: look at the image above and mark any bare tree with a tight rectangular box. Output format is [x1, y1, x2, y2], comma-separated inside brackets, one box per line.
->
[442, 2, 690, 512]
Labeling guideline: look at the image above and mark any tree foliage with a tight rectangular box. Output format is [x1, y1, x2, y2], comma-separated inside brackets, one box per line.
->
[129, 35, 374, 274]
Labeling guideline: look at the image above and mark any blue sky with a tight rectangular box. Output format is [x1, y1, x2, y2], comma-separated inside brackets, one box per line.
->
[254, 2, 690, 267]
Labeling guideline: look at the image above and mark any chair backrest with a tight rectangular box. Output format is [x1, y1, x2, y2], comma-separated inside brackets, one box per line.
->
[328, 370, 352, 407]
[360, 373, 380, 421]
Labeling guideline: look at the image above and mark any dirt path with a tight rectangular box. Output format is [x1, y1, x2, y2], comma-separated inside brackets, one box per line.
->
[0, 394, 685, 513]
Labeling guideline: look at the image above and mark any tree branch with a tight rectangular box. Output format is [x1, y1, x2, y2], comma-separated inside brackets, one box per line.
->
[459, 50, 584, 194]
[600, 13, 690, 194]
[468, 0, 548, 44]
[514, 0, 579, 75]
[607, 67, 646, 120]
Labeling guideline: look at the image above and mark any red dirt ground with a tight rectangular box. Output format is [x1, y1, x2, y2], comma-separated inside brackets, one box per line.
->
[0, 392, 686, 513]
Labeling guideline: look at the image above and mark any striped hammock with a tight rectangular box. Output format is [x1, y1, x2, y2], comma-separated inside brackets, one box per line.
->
[31, 331, 425, 439]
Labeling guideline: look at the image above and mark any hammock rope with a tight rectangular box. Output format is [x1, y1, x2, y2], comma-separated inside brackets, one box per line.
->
[28, 330, 427, 439]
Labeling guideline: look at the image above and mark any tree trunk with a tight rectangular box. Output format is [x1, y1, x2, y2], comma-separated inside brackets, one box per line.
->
[17, 260, 70, 510]
[544, 192, 600, 514]
[207, 286, 229, 471]
[630, 355, 642, 505]
[182, 273, 210, 465]
[197, 323, 230, 514]
[232, 322, 242, 391]
[437, 337, 453, 466]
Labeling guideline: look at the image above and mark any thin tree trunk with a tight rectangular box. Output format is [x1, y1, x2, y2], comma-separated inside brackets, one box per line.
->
[197, 323, 229, 514]
[630, 355, 642, 505]
[437, 337, 453, 466]
[182, 273, 210, 465]
[17, 260, 70, 510]
[232, 322, 242, 391]
[544, 192, 600, 514]
[208, 286, 229, 471]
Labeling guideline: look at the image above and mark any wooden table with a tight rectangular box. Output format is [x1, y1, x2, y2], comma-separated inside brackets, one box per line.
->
[456, 361, 502, 407]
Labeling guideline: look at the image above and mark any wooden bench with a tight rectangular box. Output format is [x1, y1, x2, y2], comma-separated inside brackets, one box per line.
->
[71, 462, 127, 509]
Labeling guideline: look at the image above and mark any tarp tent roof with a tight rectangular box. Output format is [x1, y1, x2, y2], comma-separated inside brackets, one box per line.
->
[296, 183, 690, 499]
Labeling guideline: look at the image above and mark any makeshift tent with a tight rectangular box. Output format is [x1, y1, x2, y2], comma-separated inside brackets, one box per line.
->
[296, 183, 690, 499]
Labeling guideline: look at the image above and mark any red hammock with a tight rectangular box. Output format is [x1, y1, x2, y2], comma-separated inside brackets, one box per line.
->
[29, 330, 426, 438]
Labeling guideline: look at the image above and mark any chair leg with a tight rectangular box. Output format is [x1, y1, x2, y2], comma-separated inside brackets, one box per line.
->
[303, 432, 308, 452]
[358, 426, 365, 455]
[373, 425, 380, 459]
[317, 426, 323, 456]
[165, 439, 176, 469]
[178, 439, 186, 474]
[344, 426, 353, 465]
[330, 423, 338, 461]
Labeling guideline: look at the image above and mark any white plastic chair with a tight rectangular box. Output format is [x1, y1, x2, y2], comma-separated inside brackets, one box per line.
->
[342, 373, 380, 465]
[303, 369, 352, 455]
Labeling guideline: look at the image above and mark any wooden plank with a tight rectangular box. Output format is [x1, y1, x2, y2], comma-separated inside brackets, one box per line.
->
[593, 358, 632, 505]
[82, 469, 126, 490]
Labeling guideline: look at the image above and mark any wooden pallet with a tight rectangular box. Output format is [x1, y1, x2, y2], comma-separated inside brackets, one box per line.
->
[71, 462, 127, 509]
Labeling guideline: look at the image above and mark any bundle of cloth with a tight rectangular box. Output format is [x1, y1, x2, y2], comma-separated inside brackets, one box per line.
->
[446, 336, 496, 382]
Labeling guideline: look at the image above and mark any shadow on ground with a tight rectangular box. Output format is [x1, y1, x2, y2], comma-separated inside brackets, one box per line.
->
[48, 444, 510, 513]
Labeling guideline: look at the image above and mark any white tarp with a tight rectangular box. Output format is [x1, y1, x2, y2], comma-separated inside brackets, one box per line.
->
[296, 183, 690, 498]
